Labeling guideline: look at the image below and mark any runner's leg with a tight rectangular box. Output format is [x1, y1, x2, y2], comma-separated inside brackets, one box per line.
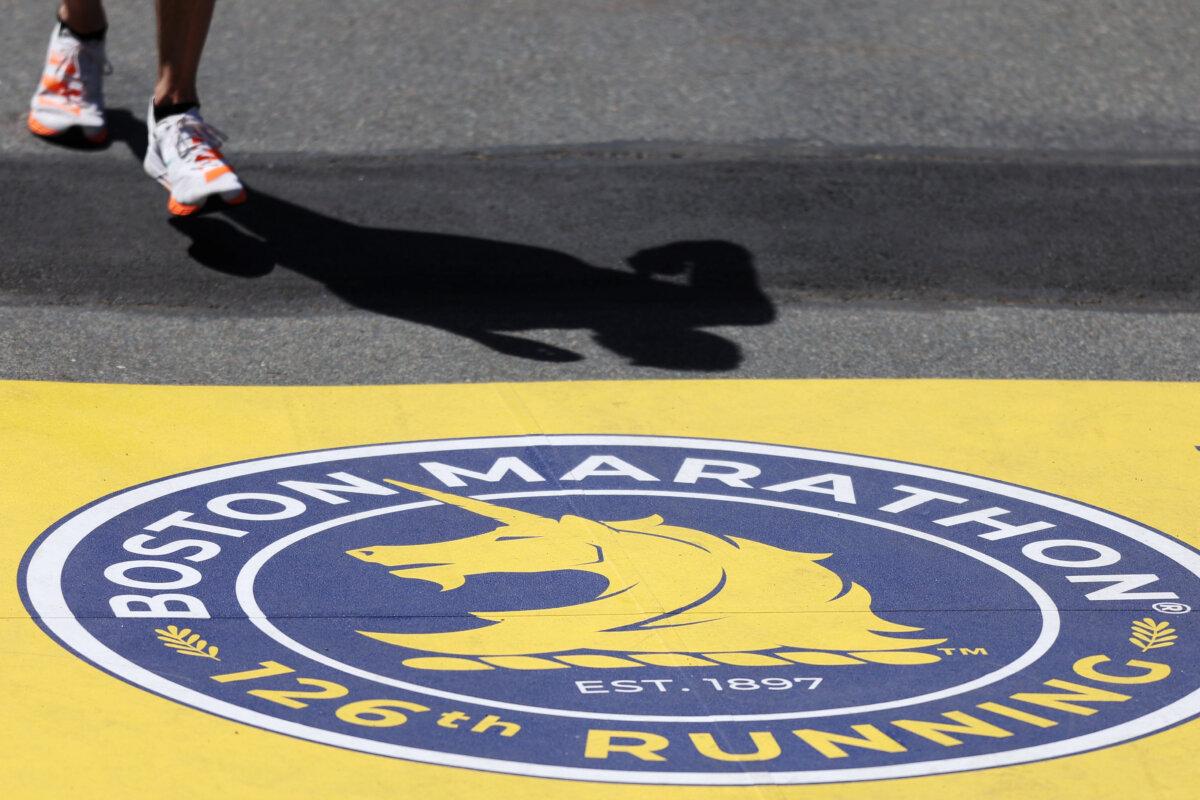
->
[30, 0, 108, 141]
[143, 0, 244, 215]
[153, 0, 215, 108]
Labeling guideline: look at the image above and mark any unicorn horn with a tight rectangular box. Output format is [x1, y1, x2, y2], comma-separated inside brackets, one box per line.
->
[385, 480, 550, 526]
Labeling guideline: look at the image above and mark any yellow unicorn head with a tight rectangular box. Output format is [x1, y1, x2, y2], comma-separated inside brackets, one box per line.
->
[346, 482, 945, 659]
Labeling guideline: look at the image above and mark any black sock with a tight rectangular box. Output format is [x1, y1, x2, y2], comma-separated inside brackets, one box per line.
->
[57, 13, 106, 42]
[153, 101, 200, 123]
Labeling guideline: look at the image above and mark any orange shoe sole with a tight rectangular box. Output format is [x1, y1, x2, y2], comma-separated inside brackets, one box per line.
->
[28, 115, 108, 144]
[167, 188, 247, 216]
[27, 116, 60, 138]
[167, 196, 201, 217]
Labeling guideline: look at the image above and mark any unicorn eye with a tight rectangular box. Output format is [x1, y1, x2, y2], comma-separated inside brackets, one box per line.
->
[494, 535, 537, 542]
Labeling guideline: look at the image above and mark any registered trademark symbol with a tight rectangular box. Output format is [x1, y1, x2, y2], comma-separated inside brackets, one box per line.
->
[1153, 602, 1191, 614]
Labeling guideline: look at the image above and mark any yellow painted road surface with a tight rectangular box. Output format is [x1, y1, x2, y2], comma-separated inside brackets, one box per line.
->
[3, 379, 1199, 798]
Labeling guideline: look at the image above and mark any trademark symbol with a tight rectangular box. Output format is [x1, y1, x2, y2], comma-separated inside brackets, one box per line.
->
[936, 646, 989, 656]
[1153, 602, 1191, 614]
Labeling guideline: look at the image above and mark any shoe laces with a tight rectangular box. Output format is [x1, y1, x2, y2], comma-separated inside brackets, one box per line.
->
[47, 37, 110, 108]
[168, 113, 229, 166]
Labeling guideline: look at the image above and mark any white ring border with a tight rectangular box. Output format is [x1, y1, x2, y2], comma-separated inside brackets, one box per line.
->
[238, 488, 1058, 722]
[22, 434, 1200, 785]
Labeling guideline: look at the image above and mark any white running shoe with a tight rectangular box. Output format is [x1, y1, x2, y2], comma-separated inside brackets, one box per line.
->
[28, 22, 109, 143]
[143, 101, 247, 216]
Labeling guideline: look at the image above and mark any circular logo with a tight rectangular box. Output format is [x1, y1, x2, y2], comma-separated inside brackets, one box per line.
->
[20, 435, 1200, 784]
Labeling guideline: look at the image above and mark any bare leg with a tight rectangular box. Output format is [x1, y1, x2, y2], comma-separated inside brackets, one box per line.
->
[153, 0, 216, 106]
[59, 0, 107, 35]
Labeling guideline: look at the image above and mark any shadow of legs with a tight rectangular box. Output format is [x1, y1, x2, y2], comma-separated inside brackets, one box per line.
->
[98, 109, 775, 370]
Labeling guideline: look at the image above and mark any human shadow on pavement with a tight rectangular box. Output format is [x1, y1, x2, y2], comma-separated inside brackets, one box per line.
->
[107, 109, 775, 370]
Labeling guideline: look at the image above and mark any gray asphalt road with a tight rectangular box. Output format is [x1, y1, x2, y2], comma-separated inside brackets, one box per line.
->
[3, 1, 1200, 155]
[8, 127, 1200, 309]
[3, 4, 1198, 386]
[5, 299, 1200, 384]
[3, 134, 1198, 383]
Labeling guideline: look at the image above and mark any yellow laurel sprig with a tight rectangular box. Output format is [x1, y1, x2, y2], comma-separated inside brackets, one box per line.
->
[1129, 618, 1177, 653]
[155, 624, 221, 660]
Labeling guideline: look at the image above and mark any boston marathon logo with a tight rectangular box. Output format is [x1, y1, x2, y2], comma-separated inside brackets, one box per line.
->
[19, 435, 1200, 785]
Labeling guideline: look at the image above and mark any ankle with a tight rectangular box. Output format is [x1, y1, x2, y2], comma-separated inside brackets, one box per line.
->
[57, 6, 107, 40]
[153, 99, 200, 123]
[153, 83, 200, 108]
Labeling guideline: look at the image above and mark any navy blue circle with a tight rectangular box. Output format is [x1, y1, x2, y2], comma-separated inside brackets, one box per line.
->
[22, 436, 1200, 782]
